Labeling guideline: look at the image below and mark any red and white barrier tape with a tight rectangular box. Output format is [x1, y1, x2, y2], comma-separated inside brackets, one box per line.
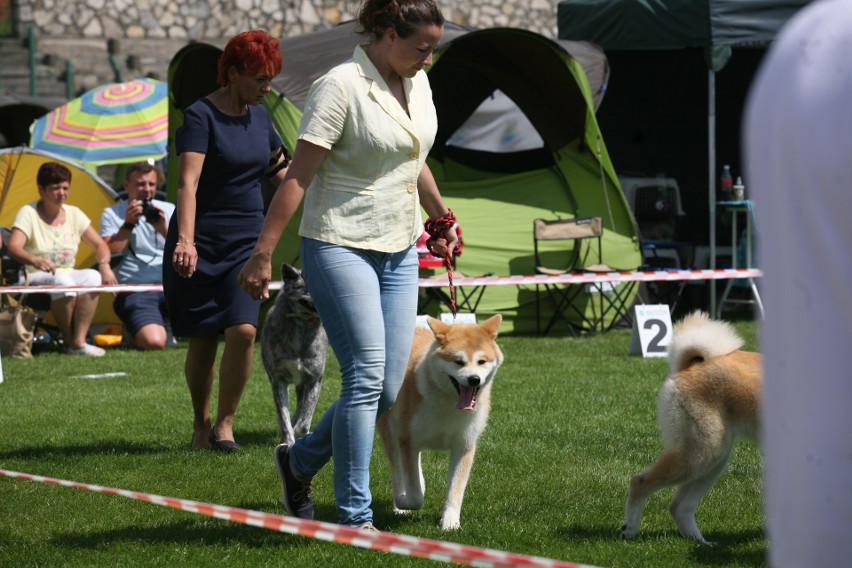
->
[0, 268, 761, 295]
[0, 283, 281, 294]
[0, 469, 599, 568]
[418, 268, 762, 287]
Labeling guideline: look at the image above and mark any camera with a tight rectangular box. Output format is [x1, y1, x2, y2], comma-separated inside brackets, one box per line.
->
[140, 198, 160, 224]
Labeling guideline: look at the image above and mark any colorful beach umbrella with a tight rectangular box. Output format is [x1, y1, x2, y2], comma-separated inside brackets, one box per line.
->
[29, 78, 167, 166]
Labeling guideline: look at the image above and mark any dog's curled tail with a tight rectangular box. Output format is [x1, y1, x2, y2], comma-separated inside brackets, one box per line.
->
[668, 311, 744, 374]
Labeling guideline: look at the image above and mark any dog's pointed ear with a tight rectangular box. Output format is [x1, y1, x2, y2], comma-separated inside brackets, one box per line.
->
[282, 263, 301, 281]
[426, 317, 451, 340]
[479, 314, 502, 339]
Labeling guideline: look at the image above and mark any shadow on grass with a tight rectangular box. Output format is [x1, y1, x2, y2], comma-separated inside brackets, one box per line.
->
[689, 529, 766, 565]
[48, 498, 408, 551]
[370, 497, 434, 531]
[50, 516, 303, 550]
[0, 441, 164, 461]
[558, 524, 766, 565]
[0, 429, 283, 461]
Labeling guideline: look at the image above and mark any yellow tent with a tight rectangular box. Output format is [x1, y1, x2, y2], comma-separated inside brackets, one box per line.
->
[0, 146, 120, 324]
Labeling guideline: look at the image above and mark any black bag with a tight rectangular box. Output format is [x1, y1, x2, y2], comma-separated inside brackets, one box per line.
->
[0, 294, 37, 358]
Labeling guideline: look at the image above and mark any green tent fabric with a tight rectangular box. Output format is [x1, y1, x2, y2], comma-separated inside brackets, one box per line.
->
[165, 26, 641, 334]
[557, 0, 809, 313]
[557, 0, 809, 70]
[425, 28, 640, 334]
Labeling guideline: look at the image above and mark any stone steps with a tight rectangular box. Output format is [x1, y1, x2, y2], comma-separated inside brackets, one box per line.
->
[0, 38, 67, 98]
[0, 37, 194, 99]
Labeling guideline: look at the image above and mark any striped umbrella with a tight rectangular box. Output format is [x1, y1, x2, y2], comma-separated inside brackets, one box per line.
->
[29, 77, 167, 166]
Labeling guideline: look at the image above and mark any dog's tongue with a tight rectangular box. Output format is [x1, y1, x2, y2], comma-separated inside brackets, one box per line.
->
[455, 386, 477, 411]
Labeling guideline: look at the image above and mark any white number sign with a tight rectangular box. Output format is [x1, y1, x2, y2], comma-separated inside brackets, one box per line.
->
[629, 304, 673, 358]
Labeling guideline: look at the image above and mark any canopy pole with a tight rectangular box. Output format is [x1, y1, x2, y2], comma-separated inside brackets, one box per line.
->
[708, 69, 717, 316]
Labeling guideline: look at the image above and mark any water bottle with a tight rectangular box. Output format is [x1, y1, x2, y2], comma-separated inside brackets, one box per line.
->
[720, 165, 733, 201]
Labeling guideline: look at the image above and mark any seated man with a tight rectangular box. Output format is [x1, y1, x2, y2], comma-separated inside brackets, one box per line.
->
[100, 162, 175, 350]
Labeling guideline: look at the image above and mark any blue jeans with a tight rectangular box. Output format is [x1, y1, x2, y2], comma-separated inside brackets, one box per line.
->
[288, 238, 419, 526]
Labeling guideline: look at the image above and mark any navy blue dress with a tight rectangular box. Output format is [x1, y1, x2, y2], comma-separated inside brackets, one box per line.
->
[164, 98, 282, 336]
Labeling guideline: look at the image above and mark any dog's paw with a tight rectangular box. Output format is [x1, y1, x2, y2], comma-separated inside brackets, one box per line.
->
[674, 517, 714, 545]
[440, 514, 461, 531]
[392, 506, 414, 516]
[620, 523, 637, 540]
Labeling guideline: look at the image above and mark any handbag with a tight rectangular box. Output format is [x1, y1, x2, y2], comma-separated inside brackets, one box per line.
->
[0, 294, 37, 359]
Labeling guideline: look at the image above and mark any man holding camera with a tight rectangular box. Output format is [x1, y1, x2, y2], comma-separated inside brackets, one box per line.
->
[100, 162, 175, 350]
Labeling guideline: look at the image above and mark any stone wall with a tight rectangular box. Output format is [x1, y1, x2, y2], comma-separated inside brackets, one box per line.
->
[9, 0, 562, 96]
[16, 0, 561, 40]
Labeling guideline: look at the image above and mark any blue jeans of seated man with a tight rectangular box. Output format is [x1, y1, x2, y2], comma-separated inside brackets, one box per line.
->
[288, 238, 419, 526]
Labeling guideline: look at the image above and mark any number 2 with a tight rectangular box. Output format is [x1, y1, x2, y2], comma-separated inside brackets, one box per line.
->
[643, 318, 668, 353]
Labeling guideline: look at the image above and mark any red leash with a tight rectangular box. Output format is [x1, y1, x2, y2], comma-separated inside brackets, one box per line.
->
[444, 254, 457, 317]
[424, 210, 461, 318]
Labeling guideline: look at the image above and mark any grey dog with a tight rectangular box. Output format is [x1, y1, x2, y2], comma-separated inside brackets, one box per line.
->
[261, 263, 328, 445]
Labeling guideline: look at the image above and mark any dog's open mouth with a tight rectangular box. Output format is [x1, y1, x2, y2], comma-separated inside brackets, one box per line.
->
[449, 377, 478, 411]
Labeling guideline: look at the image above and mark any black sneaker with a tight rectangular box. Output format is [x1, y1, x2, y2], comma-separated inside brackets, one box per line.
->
[274, 443, 314, 519]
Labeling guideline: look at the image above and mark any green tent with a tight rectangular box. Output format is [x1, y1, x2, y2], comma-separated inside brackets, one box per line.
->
[423, 28, 640, 334]
[557, 0, 811, 313]
[166, 25, 641, 334]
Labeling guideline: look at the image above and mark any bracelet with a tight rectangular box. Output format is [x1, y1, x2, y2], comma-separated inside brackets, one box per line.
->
[98, 259, 111, 265]
[121, 222, 136, 231]
[424, 209, 457, 238]
[176, 240, 196, 247]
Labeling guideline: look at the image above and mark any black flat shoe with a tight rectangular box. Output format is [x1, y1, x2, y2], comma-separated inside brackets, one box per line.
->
[208, 429, 242, 452]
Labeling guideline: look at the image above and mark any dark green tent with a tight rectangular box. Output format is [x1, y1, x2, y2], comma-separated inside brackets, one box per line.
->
[558, 0, 808, 60]
[557, 0, 811, 312]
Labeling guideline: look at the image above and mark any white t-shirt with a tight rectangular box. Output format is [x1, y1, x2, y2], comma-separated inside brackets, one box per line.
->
[12, 202, 90, 273]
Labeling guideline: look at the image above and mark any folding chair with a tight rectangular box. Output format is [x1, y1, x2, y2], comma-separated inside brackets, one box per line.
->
[533, 216, 636, 336]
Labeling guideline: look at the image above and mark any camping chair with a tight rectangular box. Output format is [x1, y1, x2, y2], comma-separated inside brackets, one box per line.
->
[533, 216, 636, 336]
[0, 227, 63, 351]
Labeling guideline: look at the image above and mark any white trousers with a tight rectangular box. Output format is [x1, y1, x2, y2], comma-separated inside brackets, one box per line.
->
[26, 268, 101, 300]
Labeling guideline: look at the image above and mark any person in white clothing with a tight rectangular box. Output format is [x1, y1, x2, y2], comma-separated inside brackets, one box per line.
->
[7, 161, 117, 356]
[744, 1, 852, 565]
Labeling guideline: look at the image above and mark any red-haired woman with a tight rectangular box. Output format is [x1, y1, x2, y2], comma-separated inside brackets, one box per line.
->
[163, 30, 291, 451]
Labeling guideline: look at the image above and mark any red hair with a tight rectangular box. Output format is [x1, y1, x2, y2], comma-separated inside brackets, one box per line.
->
[217, 30, 282, 87]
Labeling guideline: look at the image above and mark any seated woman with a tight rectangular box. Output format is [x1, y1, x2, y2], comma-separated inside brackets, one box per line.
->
[6, 162, 118, 356]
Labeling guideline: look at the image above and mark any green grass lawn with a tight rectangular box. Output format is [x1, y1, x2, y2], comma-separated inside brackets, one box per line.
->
[0, 319, 764, 567]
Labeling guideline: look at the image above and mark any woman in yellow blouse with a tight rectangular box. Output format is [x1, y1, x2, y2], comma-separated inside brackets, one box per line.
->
[7, 161, 117, 356]
[239, 0, 457, 530]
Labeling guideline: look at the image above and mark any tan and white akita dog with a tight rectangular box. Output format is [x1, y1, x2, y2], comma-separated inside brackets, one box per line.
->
[621, 311, 762, 544]
[378, 314, 504, 530]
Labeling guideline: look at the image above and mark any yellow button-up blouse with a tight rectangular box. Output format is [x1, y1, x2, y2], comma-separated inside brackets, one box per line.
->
[297, 45, 438, 252]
